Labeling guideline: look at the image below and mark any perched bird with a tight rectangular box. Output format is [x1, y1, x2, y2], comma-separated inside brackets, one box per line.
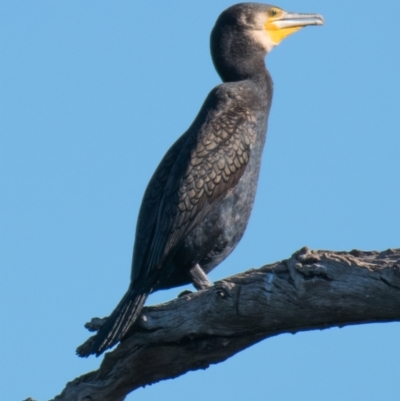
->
[77, 3, 323, 357]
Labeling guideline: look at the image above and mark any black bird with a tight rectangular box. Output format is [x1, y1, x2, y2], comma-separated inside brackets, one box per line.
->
[77, 3, 323, 357]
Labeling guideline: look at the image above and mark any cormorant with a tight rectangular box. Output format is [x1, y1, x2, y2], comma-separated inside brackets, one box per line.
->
[77, 3, 323, 357]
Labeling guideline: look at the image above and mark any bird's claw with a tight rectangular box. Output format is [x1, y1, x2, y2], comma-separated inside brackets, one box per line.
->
[178, 289, 193, 298]
[214, 280, 232, 298]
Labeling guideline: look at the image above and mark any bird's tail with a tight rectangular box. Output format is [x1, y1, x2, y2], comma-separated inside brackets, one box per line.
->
[77, 286, 148, 357]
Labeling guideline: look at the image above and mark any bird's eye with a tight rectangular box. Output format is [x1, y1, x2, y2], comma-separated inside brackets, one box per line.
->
[269, 8, 278, 17]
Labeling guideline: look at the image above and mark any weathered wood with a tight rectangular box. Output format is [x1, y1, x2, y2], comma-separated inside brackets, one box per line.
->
[44, 247, 400, 401]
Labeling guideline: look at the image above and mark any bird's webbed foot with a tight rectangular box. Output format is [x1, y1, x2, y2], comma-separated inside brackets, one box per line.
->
[213, 280, 232, 298]
[178, 289, 193, 298]
[188, 263, 213, 290]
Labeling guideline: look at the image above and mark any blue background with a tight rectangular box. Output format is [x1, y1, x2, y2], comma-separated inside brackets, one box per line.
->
[1, 1, 399, 400]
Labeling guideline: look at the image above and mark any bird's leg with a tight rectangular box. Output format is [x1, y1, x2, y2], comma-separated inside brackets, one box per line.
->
[188, 263, 213, 290]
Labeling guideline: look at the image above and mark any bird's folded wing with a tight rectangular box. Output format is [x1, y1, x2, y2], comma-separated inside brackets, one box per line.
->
[130, 133, 190, 282]
[136, 87, 257, 281]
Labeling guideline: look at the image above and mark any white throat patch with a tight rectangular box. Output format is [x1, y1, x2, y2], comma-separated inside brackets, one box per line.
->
[250, 29, 277, 53]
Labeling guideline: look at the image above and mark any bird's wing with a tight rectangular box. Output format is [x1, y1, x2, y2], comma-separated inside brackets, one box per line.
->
[136, 86, 258, 282]
[131, 133, 190, 282]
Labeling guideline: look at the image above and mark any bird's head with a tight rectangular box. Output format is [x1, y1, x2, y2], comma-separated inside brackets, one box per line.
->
[211, 3, 324, 81]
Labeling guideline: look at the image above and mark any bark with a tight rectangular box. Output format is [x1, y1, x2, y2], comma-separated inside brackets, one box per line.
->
[39, 247, 400, 401]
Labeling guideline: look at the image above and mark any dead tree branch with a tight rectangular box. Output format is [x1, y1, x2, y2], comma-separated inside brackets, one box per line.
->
[47, 247, 400, 401]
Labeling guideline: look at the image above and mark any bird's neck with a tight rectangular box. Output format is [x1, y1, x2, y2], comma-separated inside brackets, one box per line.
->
[211, 35, 270, 85]
[215, 53, 272, 93]
[216, 52, 264, 79]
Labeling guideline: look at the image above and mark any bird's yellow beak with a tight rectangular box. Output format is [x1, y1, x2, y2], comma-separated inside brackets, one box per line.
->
[265, 7, 324, 45]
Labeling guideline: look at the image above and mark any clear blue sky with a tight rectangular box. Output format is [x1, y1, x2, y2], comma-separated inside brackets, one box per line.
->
[1, 1, 399, 400]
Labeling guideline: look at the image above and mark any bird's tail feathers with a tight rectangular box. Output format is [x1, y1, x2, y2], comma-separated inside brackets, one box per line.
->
[77, 286, 148, 357]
